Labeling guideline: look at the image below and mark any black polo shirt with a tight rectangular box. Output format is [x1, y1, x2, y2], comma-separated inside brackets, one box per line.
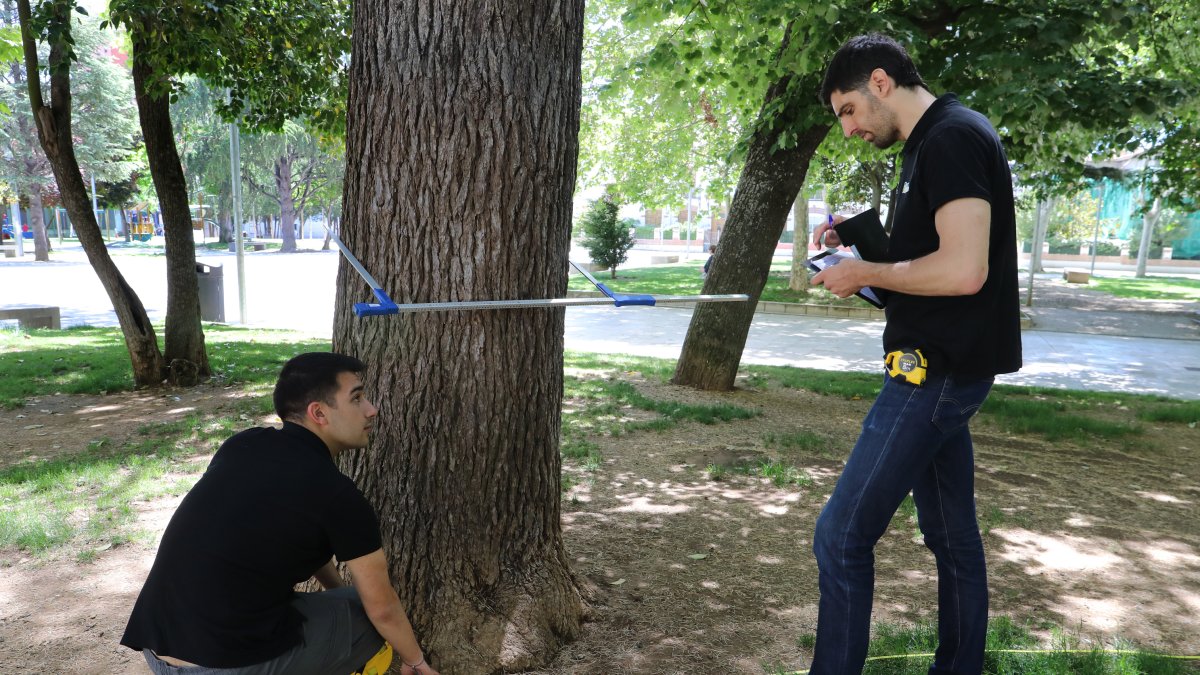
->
[120, 422, 382, 667]
[883, 94, 1022, 377]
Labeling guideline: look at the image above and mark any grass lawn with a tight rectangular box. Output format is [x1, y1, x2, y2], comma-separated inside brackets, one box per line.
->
[0, 325, 328, 408]
[1089, 275, 1200, 302]
[569, 260, 876, 307]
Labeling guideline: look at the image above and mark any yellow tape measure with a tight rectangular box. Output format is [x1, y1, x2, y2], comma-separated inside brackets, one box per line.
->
[885, 348, 927, 386]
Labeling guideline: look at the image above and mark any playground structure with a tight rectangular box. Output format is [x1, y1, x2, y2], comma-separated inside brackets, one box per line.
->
[191, 195, 219, 240]
[126, 205, 155, 242]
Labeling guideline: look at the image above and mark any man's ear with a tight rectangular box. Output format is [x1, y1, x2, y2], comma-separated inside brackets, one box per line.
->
[869, 68, 892, 96]
[305, 400, 328, 427]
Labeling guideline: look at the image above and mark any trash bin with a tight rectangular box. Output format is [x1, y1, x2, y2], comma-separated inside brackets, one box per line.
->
[196, 263, 225, 322]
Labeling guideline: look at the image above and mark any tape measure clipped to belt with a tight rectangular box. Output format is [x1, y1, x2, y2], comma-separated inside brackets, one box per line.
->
[885, 348, 928, 386]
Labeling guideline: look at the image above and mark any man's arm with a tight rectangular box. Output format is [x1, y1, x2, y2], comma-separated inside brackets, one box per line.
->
[813, 198, 989, 297]
[345, 548, 439, 674]
[312, 558, 346, 589]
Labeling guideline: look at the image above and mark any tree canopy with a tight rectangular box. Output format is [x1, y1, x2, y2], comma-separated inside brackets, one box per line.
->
[104, 0, 350, 134]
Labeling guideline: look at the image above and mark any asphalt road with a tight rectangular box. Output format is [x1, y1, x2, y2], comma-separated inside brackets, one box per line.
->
[2, 243, 1197, 400]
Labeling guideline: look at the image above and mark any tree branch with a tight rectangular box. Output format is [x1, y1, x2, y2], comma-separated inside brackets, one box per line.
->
[15, 0, 46, 128]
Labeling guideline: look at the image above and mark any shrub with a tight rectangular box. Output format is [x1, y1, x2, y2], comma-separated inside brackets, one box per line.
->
[579, 196, 635, 278]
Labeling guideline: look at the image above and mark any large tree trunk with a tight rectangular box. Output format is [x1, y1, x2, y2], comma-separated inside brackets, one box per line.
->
[333, 1, 585, 672]
[18, 0, 164, 386]
[274, 154, 298, 252]
[25, 191, 50, 261]
[673, 81, 829, 390]
[131, 39, 210, 386]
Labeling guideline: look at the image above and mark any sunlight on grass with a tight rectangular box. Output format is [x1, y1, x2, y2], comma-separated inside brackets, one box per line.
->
[980, 396, 1142, 443]
[746, 364, 882, 400]
[0, 325, 328, 408]
[0, 404, 260, 557]
[1090, 275, 1200, 302]
[566, 261, 874, 306]
[821, 617, 1195, 675]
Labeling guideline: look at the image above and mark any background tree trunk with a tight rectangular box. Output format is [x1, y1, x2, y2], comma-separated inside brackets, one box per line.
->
[18, 0, 164, 386]
[673, 95, 828, 390]
[1135, 197, 1161, 279]
[333, 1, 585, 672]
[25, 191, 50, 261]
[131, 40, 210, 386]
[788, 187, 810, 292]
[274, 155, 298, 252]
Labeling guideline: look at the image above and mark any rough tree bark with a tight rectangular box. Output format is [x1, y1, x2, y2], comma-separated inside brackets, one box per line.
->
[332, 1, 585, 671]
[131, 38, 210, 386]
[17, 0, 164, 385]
[673, 67, 829, 390]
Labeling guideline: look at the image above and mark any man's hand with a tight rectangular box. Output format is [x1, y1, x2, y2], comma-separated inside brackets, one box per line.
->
[812, 213, 847, 248]
[812, 257, 871, 298]
[345, 549, 431, 673]
[401, 658, 441, 675]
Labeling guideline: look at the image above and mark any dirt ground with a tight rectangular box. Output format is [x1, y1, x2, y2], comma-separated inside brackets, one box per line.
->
[0, 277, 1198, 675]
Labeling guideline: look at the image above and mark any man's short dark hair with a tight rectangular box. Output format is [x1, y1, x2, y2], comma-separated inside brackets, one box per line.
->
[820, 33, 929, 108]
[273, 352, 366, 422]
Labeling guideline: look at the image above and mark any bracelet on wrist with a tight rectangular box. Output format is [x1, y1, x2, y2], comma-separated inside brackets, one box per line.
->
[406, 656, 426, 670]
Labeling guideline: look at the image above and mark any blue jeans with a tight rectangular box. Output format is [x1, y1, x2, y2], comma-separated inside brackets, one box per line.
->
[810, 373, 993, 675]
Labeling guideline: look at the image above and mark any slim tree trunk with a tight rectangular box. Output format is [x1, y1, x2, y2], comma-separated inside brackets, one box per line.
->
[321, 204, 333, 250]
[789, 187, 810, 292]
[1030, 198, 1052, 274]
[274, 154, 298, 252]
[673, 20, 830, 391]
[18, 0, 164, 386]
[131, 38, 210, 385]
[334, 1, 585, 671]
[674, 61, 829, 390]
[1135, 197, 1161, 279]
[25, 191, 50, 261]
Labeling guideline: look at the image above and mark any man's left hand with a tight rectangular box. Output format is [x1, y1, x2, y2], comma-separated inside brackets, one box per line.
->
[812, 258, 868, 298]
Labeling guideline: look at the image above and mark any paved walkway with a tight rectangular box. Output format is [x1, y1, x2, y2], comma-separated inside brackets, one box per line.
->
[2, 244, 1198, 400]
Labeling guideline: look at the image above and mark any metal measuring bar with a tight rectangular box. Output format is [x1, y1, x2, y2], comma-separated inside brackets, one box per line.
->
[326, 226, 749, 316]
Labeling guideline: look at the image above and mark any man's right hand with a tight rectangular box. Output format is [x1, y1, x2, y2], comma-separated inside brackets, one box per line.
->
[402, 660, 441, 675]
[812, 214, 847, 248]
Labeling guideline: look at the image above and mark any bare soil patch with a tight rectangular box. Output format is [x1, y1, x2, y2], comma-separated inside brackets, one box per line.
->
[1, 376, 1198, 675]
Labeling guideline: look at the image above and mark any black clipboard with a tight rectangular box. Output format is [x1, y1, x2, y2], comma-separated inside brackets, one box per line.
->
[806, 250, 886, 309]
[832, 208, 889, 262]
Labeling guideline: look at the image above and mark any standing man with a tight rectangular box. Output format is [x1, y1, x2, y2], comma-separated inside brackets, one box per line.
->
[121, 352, 439, 675]
[808, 34, 1021, 674]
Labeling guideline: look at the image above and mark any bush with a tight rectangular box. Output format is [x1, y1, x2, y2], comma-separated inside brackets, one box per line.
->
[579, 197, 635, 278]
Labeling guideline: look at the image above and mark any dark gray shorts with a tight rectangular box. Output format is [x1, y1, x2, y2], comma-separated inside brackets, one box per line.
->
[142, 587, 385, 675]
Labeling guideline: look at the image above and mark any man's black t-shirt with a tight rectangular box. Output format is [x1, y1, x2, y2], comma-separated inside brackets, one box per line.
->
[120, 423, 382, 668]
[883, 94, 1022, 377]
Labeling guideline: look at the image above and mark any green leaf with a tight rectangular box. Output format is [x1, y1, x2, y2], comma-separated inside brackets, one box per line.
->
[688, 553, 708, 560]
